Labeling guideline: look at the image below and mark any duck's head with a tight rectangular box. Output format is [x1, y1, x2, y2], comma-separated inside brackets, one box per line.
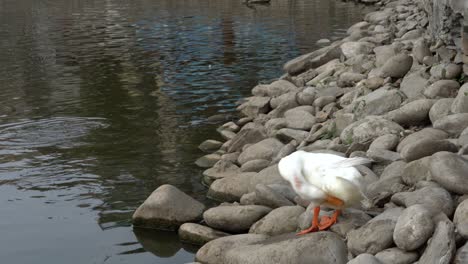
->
[278, 151, 305, 182]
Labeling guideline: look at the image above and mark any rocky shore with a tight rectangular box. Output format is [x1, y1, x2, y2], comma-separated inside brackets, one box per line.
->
[133, 0, 468, 263]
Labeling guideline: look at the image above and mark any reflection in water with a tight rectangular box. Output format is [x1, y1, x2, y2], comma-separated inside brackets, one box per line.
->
[0, 0, 371, 263]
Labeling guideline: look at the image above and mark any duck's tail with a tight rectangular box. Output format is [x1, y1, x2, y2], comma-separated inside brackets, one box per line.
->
[326, 157, 373, 169]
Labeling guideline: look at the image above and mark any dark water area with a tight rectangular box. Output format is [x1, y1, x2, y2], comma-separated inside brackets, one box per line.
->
[0, 0, 371, 263]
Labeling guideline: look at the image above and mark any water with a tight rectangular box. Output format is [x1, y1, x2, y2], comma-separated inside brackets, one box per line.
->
[0, 0, 371, 263]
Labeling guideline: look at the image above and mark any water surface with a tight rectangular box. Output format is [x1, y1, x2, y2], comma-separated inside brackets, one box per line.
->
[0, 0, 371, 263]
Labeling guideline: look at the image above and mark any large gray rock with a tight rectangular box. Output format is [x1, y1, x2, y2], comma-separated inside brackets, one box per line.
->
[453, 241, 468, 264]
[424, 80, 460, 99]
[283, 43, 342, 75]
[207, 172, 254, 202]
[452, 83, 468, 114]
[237, 96, 270, 118]
[225, 232, 348, 264]
[249, 206, 304, 236]
[252, 80, 298, 97]
[429, 98, 454, 124]
[366, 148, 401, 163]
[418, 215, 456, 264]
[178, 223, 230, 245]
[400, 139, 457, 162]
[329, 208, 372, 238]
[393, 205, 434, 251]
[284, 109, 316, 130]
[238, 138, 284, 165]
[375, 248, 419, 264]
[454, 199, 468, 239]
[203, 205, 272, 233]
[369, 134, 399, 151]
[374, 45, 398, 67]
[338, 72, 366, 87]
[401, 157, 433, 186]
[240, 159, 270, 173]
[199, 140, 223, 153]
[348, 89, 403, 118]
[195, 234, 268, 264]
[430, 152, 468, 195]
[380, 54, 413, 78]
[366, 161, 405, 198]
[340, 116, 403, 145]
[400, 72, 429, 101]
[391, 187, 454, 216]
[341, 41, 374, 59]
[347, 207, 403, 255]
[275, 128, 309, 143]
[348, 254, 383, 264]
[413, 38, 431, 63]
[203, 160, 240, 185]
[397, 128, 448, 153]
[431, 63, 462, 80]
[132, 184, 206, 230]
[195, 153, 222, 168]
[248, 165, 288, 193]
[228, 122, 267, 153]
[387, 99, 434, 127]
[433, 113, 468, 136]
[270, 92, 297, 109]
[254, 184, 294, 208]
[265, 118, 287, 137]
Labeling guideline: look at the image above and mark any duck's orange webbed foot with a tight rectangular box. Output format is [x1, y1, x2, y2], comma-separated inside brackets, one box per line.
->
[318, 210, 341, 231]
[296, 206, 320, 235]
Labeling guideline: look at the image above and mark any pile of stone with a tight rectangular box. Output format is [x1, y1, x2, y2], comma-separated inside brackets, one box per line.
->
[133, 0, 468, 263]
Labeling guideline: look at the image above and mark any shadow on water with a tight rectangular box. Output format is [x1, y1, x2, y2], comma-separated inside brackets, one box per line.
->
[0, 0, 372, 263]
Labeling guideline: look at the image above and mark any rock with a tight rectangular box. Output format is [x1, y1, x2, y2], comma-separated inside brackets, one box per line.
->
[453, 241, 468, 264]
[452, 83, 468, 113]
[238, 138, 284, 165]
[224, 232, 348, 264]
[340, 116, 404, 145]
[400, 72, 429, 101]
[249, 206, 304, 236]
[268, 96, 299, 118]
[400, 139, 457, 162]
[391, 186, 454, 216]
[207, 172, 254, 202]
[265, 118, 287, 137]
[240, 192, 258, 205]
[284, 109, 316, 130]
[430, 63, 462, 80]
[329, 208, 372, 238]
[380, 54, 413, 78]
[397, 128, 448, 152]
[393, 205, 434, 251]
[418, 215, 456, 264]
[454, 199, 468, 239]
[228, 123, 266, 152]
[369, 134, 399, 151]
[199, 140, 223, 153]
[219, 130, 236, 140]
[367, 148, 401, 163]
[413, 38, 431, 63]
[178, 223, 230, 245]
[349, 89, 403, 118]
[424, 80, 460, 99]
[430, 152, 468, 195]
[459, 126, 468, 146]
[317, 38, 331, 45]
[270, 141, 298, 164]
[338, 72, 366, 87]
[276, 128, 309, 143]
[347, 207, 403, 255]
[347, 21, 370, 35]
[195, 234, 268, 264]
[348, 254, 383, 264]
[386, 99, 435, 127]
[221, 152, 240, 164]
[433, 113, 468, 136]
[218, 121, 239, 133]
[203, 205, 272, 233]
[314, 96, 336, 108]
[296, 87, 316, 105]
[254, 80, 298, 97]
[203, 160, 240, 184]
[374, 45, 398, 67]
[237, 96, 270, 118]
[401, 156, 433, 186]
[366, 161, 405, 198]
[365, 10, 391, 24]
[195, 153, 221, 168]
[240, 159, 270, 173]
[429, 98, 454, 123]
[283, 43, 342, 75]
[375, 248, 419, 264]
[340, 41, 374, 59]
[254, 184, 294, 208]
[132, 185, 206, 230]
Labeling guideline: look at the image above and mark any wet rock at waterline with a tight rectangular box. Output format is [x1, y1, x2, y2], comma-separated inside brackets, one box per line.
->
[178, 223, 230, 245]
[203, 205, 272, 233]
[132, 185, 205, 230]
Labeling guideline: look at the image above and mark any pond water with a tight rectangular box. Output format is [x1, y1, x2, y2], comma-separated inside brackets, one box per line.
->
[0, 0, 371, 263]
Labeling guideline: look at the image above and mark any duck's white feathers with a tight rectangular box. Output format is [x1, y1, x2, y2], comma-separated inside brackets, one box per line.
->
[278, 151, 371, 209]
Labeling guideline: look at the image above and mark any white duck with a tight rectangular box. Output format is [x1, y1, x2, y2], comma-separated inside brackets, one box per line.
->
[278, 150, 371, 234]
